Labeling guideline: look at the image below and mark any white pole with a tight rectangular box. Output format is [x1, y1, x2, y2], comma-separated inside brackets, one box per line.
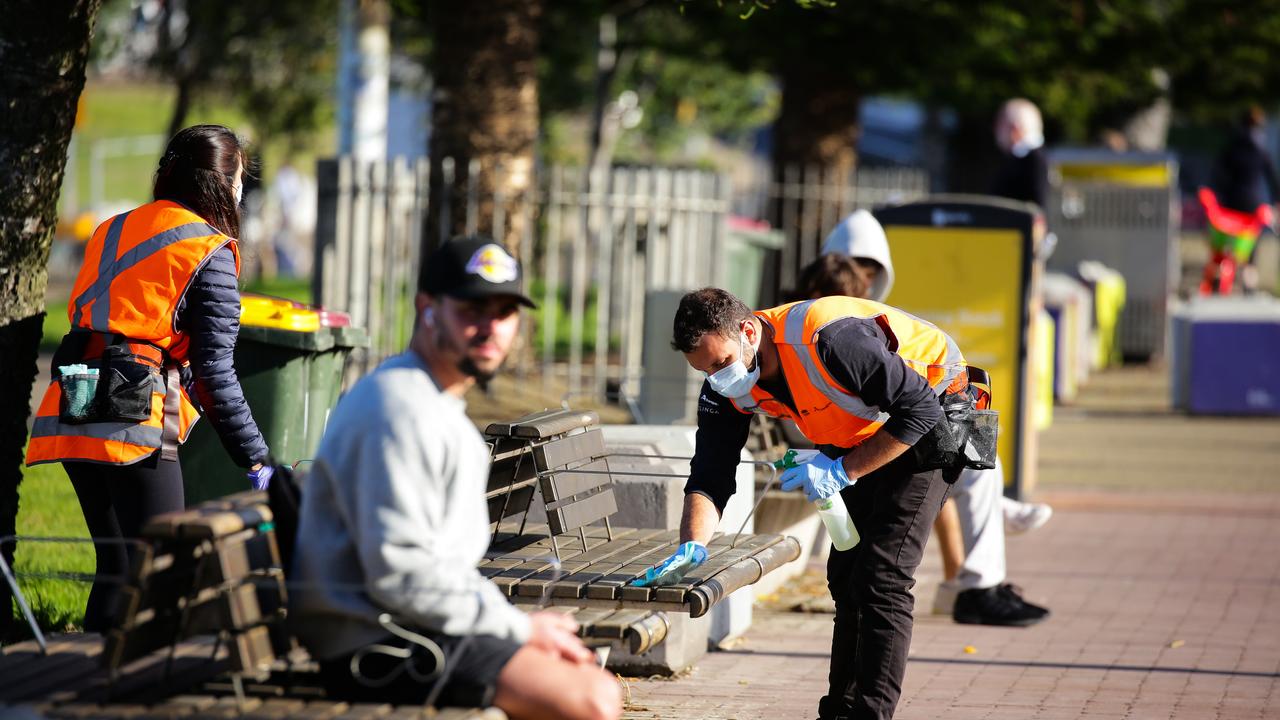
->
[338, 0, 390, 163]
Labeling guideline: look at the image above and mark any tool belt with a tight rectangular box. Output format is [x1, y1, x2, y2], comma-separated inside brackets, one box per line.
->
[52, 330, 184, 461]
[912, 366, 999, 473]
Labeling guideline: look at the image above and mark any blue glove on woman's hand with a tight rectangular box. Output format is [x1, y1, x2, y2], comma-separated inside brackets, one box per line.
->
[248, 464, 274, 491]
[630, 541, 708, 587]
[780, 453, 853, 502]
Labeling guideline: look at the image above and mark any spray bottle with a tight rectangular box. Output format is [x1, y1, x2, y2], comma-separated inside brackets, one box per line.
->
[774, 449, 860, 551]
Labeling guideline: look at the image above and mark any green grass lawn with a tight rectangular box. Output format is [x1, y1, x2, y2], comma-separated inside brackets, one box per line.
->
[65, 80, 333, 216]
[8, 459, 92, 640]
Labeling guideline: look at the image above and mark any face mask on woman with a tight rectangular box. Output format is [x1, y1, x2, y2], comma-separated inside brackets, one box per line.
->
[706, 328, 760, 397]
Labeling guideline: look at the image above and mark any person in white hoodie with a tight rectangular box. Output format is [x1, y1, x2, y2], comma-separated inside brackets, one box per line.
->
[289, 236, 621, 720]
[806, 210, 1052, 626]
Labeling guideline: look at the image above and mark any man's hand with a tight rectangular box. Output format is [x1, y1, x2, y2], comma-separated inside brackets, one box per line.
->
[630, 541, 708, 587]
[527, 611, 593, 665]
[780, 453, 854, 502]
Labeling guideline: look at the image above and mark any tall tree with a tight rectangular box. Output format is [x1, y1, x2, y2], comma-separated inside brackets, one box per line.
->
[155, 0, 339, 145]
[424, 0, 544, 255]
[0, 0, 101, 640]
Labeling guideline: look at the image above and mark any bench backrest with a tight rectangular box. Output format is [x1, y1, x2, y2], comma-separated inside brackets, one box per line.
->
[102, 491, 289, 677]
[484, 408, 604, 530]
[532, 428, 616, 535]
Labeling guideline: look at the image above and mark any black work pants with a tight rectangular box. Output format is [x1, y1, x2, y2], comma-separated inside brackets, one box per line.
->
[65, 453, 184, 633]
[819, 456, 950, 720]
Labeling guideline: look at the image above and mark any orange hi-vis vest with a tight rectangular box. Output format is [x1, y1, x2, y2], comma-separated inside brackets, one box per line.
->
[26, 201, 241, 466]
[728, 296, 967, 448]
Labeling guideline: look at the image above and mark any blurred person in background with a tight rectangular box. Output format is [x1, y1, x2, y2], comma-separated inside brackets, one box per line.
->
[26, 125, 273, 632]
[992, 98, 1049, 211]
[1211, 106, 1280, 294]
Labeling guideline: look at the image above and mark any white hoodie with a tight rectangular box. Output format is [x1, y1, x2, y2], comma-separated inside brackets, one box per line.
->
[820, 209, 896, 302]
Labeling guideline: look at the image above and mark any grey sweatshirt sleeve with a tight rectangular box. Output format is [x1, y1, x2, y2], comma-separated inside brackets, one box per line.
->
[341, 403, 532, 643]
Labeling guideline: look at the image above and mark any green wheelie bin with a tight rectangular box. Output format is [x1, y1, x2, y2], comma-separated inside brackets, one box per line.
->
[179, 295, 367, 505]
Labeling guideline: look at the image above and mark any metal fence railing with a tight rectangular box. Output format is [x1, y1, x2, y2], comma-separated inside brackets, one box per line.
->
[314, 157, 928, 405]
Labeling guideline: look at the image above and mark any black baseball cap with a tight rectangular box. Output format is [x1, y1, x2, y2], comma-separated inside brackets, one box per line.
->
[420, 235, 537, 308]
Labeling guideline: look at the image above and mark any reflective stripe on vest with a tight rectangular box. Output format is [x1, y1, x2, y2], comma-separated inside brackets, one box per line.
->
[730, 297, 966, 448]
[30, 416, 164, 448]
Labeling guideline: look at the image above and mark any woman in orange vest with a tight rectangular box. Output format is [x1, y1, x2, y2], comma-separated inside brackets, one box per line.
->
[27, 125, 272, 632]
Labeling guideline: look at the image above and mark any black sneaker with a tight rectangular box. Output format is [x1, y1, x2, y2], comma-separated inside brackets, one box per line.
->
[953, 583, 1050, 626]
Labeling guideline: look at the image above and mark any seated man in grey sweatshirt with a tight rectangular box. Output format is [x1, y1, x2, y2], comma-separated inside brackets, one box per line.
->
[290, 236, 621, 720]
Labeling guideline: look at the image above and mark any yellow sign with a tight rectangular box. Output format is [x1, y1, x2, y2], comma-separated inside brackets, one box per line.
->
[883, 226, 1027, 483]
[1056, 162, 1170, 187]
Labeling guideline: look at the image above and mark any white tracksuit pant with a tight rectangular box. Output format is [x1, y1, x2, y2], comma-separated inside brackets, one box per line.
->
[952, 457, 1007, 591]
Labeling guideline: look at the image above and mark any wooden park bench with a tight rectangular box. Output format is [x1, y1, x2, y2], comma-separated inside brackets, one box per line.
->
[480, 408, 802, 621]
[0, 491, 295, 715]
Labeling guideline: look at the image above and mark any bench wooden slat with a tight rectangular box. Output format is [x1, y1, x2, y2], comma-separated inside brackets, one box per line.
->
[546, 489, 616, 536]
[487, 530, 621, 595]
[485, 484, 536, 525]
[533, 429, 606, 473]
[552, 529, 681, 599]
[0, 636, 100, 695]
[541, 459, 611, 499]
[616, 533, 748, 603]
[484, 408, 599, 439]
[651, 533, 782, 604]
[686, 536, 802, 618]
[586, 609, 653, 639]
[485, 449, 538, 494]
[583, 532, 711, 601]
[513, 529, 653, 598]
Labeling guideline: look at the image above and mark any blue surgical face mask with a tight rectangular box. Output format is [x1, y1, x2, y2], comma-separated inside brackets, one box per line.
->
[707, 330, 760, 398]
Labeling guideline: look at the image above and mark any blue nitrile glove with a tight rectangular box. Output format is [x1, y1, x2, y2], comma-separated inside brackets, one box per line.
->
[630, 541, 708, 587]
[248, 465, 275, 491]
[779, 453, 853, 502]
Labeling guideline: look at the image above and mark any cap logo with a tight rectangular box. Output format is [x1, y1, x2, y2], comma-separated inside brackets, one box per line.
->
[465, 244, 519, 283]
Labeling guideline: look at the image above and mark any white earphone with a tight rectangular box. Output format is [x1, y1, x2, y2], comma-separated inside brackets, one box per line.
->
[422, 307, 435, 327]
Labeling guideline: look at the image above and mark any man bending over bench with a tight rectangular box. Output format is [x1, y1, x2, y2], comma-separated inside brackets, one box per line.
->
[289, 236, 621, 720]
[663, 288, 982, 720]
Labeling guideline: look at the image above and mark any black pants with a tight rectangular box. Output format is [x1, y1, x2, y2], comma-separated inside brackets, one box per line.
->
[819, 456, 951, 720]
[65, 453, 184, 633]
[319, 632, 521, 708]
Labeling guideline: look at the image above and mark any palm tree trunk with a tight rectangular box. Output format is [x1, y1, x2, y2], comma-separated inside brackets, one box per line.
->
[0, 0, 101, 641]
[426, 0, 543, 257]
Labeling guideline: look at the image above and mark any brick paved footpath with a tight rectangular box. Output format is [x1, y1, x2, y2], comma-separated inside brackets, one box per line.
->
[621, 366, 1280, 719]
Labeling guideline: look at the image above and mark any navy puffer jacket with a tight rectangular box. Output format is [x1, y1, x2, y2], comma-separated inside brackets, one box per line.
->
[176, 246, 269, 468]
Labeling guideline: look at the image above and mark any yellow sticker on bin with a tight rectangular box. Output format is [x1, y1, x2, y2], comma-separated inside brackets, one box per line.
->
[240, 295, 321, 332]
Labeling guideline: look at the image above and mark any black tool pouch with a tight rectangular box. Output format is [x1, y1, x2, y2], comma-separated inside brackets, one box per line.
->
[57, 340, 157, 425]
[911, 368, 1000, 474]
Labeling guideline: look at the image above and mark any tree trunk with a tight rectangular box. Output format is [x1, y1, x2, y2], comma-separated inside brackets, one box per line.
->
[0, 0, 101, 641]
[167, 76, 194, 142]
[764, 64, 861, 305]
[426, 0, 543, 256]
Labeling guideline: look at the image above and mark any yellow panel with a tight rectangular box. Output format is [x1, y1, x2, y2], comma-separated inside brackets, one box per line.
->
[240, 294, 320, 332]
[1033, 309, 1054, 431]
[883, 226, 1026, 485]
[1057, 162, 1170, 187]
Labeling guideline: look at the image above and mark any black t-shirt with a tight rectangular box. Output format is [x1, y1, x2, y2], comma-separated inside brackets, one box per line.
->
[990, 147, 1049, 211]
[1214, 129, 1280, 214]
[686, 317, 944, 512]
